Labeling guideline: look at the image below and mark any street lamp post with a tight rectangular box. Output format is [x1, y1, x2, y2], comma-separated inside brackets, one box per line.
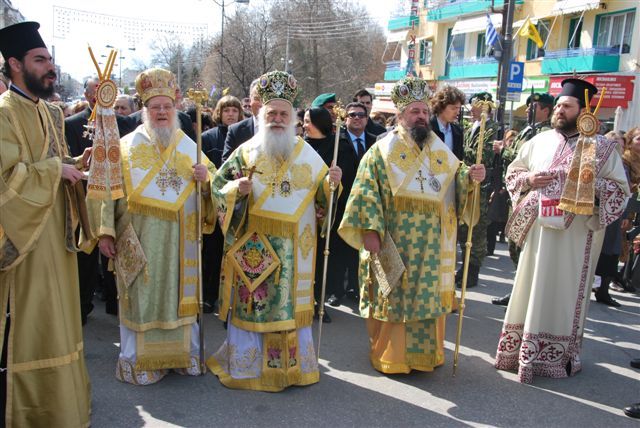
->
[105, 45, 136, 88]
[210, 0, 249, 96]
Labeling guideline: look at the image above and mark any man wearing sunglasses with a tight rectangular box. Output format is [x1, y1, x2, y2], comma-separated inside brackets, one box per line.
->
[325, 102, 377, 307]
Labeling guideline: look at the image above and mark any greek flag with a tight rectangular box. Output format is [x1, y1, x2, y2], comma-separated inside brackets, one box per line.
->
[486, 14, 499, 47]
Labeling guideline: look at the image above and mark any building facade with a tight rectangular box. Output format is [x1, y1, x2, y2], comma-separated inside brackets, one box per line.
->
[380, 0, 639, 131]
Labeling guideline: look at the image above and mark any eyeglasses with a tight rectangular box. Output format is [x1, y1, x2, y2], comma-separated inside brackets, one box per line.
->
[347, 112, 367, 119]
[148, 104, 175, 112]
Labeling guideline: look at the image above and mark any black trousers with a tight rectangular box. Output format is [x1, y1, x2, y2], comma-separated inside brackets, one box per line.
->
[77, 247, 99, 322]
[99, 254, 118, 314]
[487, 221, 506, 255]
[314, 232, 359, 303]
[202, 227, 225, 304]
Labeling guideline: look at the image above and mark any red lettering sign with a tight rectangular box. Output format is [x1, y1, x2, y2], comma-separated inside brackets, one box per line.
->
[549, 75, 635, 108]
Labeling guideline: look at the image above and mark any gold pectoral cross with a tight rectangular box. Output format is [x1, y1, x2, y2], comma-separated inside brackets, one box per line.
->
[416, 169, 428, 193]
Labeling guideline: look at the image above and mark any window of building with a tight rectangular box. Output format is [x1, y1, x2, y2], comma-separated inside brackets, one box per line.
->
[419, 39, 433, 65]
[526, 20, 550, 60]
[477, 33, 487, 57]
[445, 28, 465, 75]
[567, 17, 582, 49]
[595, 10, 635, 54]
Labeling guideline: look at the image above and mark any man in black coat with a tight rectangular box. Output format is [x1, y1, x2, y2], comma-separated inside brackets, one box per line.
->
[428, 85, 465, 161]
[221, 79, 262, 163]
[323, 102, 376, 307]
[353, 88, 387, 137]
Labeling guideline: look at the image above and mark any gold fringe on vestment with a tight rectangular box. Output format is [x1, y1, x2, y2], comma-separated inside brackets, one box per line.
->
[248, 215, 297, 238]
[393, 195, 442, 213]
[295, 310, 314, 328]
[135, 354, 191, 371]
[127, 200, 179, 222]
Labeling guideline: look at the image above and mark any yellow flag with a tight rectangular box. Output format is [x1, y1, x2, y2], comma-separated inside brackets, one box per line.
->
[222, 87, 230, 96]
[519, 18, 544, 49]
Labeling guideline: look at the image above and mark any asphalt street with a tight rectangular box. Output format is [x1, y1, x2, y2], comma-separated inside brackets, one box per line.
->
[83, 242, 640, 427]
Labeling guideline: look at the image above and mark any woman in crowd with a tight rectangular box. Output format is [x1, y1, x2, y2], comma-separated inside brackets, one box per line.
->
[200, 95, 244, 314]
[303, 107, 335, 322]
[202, 95, 243, 168]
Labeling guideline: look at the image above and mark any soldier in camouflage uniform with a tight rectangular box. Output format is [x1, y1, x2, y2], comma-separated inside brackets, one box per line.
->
[491, 92, 554, 306]
[457, 92, 500, 288]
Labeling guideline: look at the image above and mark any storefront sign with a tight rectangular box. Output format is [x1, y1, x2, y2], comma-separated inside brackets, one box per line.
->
[549, 75, 635, 108]
[374, 82, 395, 96]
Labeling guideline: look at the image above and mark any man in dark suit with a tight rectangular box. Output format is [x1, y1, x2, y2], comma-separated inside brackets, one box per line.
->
[428, 85, 465, 161]
[353, 88, 387, 137]
[221, 78, 262, 163]
[325, 102, 376, 307]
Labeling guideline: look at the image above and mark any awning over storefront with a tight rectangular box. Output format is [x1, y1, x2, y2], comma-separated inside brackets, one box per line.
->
[551, 0, 601, 16]
[549, 74, 635, 108]
[452, 14, 502, 35]
[386, 30, 409, 43]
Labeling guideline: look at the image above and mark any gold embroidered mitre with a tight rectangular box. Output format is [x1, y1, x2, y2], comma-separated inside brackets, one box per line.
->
[257, 70, 298, 105]
[391, 76, 430, 111]
[136, 68, 177, 104]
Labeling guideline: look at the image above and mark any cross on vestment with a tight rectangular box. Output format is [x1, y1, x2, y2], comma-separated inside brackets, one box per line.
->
[416, 169, 428, 193]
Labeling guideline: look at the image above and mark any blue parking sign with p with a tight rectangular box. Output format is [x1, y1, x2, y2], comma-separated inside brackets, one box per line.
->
[507, 61, 524, 92]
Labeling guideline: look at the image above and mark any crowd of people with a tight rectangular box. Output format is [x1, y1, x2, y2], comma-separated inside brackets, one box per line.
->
[1, 21, 639, 426]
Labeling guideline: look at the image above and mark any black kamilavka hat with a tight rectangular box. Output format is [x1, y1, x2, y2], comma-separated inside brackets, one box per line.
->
[557, 78, 598, 108]
[0, 21, 47, 60]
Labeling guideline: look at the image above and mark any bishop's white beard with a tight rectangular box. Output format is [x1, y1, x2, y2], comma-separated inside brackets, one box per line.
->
[142, 109, 180, 148]
[257, 107, 297, 160]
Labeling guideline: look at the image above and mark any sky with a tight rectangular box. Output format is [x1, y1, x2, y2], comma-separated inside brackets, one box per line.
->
[11, 0, 397, 80]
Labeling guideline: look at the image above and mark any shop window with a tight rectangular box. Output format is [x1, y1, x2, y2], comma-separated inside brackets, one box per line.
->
[595, 10, 635, 54]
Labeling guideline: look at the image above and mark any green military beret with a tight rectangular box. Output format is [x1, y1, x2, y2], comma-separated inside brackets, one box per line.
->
[311, 93, 336, 108]
[526, 92, 554, 107]
[469, 92, 493, 104]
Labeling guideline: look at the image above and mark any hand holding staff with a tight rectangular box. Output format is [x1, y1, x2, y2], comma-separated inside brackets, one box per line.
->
[453, 97, 494, 376]
[186, 83, 209, 375]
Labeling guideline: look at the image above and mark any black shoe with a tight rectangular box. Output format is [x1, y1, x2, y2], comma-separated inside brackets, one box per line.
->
[595, 294, 621, 307]
[345, 289, 359, 301]
[457, 264, 480, 288]
[492, 293, 511, 306]
[624, 403, 640, 419]
[630, 358, 640, 369]
[327, 295, 340, 307]
[203, 301, 215, 314]
[105, 301, 118, 316]
[322, 311, 332, 323]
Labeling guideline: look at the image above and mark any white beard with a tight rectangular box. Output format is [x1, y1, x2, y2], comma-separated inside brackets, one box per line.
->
[258, 123, 297, 160]
[142, 110, 179, 148]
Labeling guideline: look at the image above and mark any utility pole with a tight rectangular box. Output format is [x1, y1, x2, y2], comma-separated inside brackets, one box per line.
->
[495, 0, 516, 139]
[220, 0, 225, 92]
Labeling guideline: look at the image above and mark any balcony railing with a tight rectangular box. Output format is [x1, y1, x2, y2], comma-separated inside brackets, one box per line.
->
[450, 56, 499, 66]
[388, 15, 419, 31]
[541, 46, 620, 74]
[427, 0, 523, 21]
[384, 61, 406, 81]
[544, 47, 620, 58]
[446, 57, 499, 79]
